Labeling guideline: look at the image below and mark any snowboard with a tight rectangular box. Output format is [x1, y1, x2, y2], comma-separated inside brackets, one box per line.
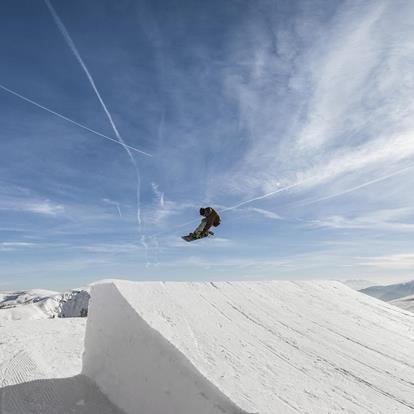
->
[182, 231, 214, 242]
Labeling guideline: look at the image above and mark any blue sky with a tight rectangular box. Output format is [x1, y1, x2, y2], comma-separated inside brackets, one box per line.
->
[1, 0, 414, 290]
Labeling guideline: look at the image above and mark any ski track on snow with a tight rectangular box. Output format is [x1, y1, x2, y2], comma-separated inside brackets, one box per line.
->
[0, 319, 122, 414]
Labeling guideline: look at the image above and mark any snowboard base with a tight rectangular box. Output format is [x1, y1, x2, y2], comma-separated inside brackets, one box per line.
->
[182, 231, 214, 242]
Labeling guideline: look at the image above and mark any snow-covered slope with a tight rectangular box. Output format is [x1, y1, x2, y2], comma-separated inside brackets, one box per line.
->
[341, 279, 378, 290]
[0, 288, 90, 321]
[83, 280, 414, 414]
[390, 294, 414, 313]
[0, 318, 122, 413]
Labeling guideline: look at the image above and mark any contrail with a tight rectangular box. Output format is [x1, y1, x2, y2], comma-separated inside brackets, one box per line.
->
[44, 0, 145, 230]
[44, 0, 129, 153]
[221, 179, 311, 212]
[0, 83, 151, 156]
[223, 163, 414, 212]
[150, 181, 308, 237]
[158, 164, 414, 239]
[296, 164, 414, 207]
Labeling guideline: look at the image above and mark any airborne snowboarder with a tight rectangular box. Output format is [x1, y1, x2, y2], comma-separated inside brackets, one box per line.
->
[182, 207, 221, 242]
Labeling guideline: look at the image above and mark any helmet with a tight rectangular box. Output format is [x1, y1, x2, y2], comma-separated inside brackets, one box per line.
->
[199, 207, 206, 215]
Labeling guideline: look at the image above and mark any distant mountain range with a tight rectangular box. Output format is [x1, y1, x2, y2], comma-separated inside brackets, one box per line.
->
[341, 279, 414, 313]
[359, 280, 414, 301]
[0, 288, 90, 321]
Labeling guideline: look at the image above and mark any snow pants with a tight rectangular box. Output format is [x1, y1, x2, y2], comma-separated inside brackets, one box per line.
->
[193, 218, 207, 234]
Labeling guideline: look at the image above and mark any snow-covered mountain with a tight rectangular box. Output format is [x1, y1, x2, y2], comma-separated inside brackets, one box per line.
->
[390, 294, 414, 313]
[342, 280, 414, 313]
[0, 288, 90, 321]
[360, 280, 414, 301]
[59, 289, 90, 318]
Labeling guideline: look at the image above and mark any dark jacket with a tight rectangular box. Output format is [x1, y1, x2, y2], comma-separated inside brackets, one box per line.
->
[203, 207, 220, 230]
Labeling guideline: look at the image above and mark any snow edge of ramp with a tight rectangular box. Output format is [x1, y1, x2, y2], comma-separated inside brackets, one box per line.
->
[82, 282, 252, 414]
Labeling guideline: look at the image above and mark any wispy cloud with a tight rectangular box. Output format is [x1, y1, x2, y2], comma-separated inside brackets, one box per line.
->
[216, 0, 414, 207]
[167, 256, 291, 271]
[359, 252, 414, 270]
[102, 198, 122, 218]
[151, 183, 165, 207]
[0, 242, 36, 251]
[310, 208, 414, 232]
[143, 191, 196, 228]
[76, 243, 142, 254]
[25, 201, 65, 216]
[0, 198, 65, 216]
[296, 2, 388, 151]
[296, 164, 414, 207]
[295, 134, 414, 191]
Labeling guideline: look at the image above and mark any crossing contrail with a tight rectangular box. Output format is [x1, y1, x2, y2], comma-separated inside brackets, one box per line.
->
[44, 0, 145, 230]
[296, 164, 414, 207]
[44, 0, 129, 153]
[0, 83, 151, 156]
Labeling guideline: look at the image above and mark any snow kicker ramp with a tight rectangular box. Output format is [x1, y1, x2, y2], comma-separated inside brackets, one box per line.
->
[83, 281, 414, 414]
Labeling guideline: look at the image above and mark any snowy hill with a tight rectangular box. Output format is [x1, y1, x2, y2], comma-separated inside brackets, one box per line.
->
[82, 280, 414, 414]
[341, 279, 378, 290]
[390, 294, 414, 313]
[360, 280, 414, 301]
[0, 288, 90, 321]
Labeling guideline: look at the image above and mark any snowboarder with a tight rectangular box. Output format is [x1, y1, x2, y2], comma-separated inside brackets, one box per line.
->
[183, 207, 221, 241]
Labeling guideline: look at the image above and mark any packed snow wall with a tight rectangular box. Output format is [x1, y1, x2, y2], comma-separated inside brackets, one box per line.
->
[83, 280, 414, 414]
[82, 282, 248, 414]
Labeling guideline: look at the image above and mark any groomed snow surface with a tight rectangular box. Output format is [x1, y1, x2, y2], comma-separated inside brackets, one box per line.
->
[82, 280, 414, 414]
[0, 317, 123, 413]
